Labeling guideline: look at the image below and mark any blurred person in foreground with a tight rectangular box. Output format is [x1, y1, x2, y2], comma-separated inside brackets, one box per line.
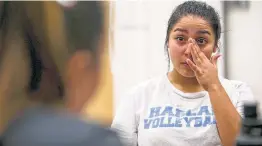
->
[0, 1, 122, 146]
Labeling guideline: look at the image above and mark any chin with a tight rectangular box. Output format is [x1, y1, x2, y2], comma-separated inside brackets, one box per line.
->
[182, 74, 196, 78]
[178, 69, 196, 78]
[181, 73, 196, 78]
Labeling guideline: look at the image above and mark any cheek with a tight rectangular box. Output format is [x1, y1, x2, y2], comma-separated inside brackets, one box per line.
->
[168, 40, 185, 60]
[202, 45, 215, 59]
[204, 52, 212, 59]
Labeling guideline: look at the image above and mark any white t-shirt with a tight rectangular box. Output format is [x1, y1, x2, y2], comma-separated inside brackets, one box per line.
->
[111, 74, 255, 146]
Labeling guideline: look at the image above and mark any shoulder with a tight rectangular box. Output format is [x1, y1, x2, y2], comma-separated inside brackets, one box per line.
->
[220, 77, 252, 91]
[2, 108, 123, 146]
[86, 125, 123, 146]
[219, 77, 255, 101]
[119, 75, 167, 106]
[125, 75, 166, 97]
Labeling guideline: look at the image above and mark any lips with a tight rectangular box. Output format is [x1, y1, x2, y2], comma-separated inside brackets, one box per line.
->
[181, 62, 189, 66]
[182, 58, 195, 65]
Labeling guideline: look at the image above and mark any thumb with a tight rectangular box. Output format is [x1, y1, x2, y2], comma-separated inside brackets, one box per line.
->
[211, 54, 221, 66]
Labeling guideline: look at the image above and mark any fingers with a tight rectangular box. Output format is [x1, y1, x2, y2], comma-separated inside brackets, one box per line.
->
[189, 40, 202, 65]
[191, 43, 202, 64]
[188, 39, 208, 65]
[186, 59, 202, 74]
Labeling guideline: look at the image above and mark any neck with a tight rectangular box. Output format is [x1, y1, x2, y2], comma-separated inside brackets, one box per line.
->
[168, 69, 203, 93]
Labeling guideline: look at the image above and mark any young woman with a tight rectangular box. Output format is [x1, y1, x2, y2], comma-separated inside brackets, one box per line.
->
[0, 2, 122, 146]
[111, 1, 255, 146]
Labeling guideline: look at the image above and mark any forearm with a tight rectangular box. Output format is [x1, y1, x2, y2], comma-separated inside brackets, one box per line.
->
[208, 83, 241, 146]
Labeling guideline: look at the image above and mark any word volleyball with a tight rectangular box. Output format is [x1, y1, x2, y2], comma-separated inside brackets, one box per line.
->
[144, 105, 216, 129]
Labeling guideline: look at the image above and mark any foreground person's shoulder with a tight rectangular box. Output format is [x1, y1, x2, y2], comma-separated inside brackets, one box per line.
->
[55, 116, 124, 146]
[88, 125, 123, 146]
[1, 108, 123, 146]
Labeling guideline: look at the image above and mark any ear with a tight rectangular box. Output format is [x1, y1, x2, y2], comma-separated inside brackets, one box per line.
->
[167, 41, 169, 49]
[213, 46, 218, 53]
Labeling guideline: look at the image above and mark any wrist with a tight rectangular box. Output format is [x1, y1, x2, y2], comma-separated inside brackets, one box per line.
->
[207, 82, 222, 92]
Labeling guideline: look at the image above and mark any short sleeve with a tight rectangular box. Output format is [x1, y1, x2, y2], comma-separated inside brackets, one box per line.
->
[233, 83, 256, 117]
[111, 91, 139, 146]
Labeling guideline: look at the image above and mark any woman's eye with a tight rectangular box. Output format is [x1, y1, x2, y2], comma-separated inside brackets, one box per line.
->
[196, 38, 207, 45]
[175, 36, 185, 41]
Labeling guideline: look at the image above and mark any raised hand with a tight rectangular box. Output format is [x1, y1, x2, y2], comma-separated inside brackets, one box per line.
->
[186, 39, 221, 91]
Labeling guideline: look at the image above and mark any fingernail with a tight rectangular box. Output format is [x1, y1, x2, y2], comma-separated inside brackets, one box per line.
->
[192, 39, 196, 44]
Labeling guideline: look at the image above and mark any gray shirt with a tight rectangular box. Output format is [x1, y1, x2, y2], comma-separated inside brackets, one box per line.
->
[1, 106, 123, 146]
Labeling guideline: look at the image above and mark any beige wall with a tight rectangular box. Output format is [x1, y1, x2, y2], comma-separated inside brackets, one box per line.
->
[84, 52, 113, 125]
[84, 2, 114, 125]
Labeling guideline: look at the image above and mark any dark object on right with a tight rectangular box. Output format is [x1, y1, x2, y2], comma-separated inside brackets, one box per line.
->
[235, 102, 262, 146]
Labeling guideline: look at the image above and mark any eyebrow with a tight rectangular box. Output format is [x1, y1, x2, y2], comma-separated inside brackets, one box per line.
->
[173, 28, 211, 35]
[174, 28, 188, 33]
[197, 30, 211, 35]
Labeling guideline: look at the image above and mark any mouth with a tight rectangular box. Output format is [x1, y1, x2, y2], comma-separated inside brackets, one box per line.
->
[181, 62, 189, 66]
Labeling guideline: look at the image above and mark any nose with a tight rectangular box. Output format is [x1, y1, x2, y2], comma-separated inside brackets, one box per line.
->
[185, 44, 191, 56]
[185, 38, 194, 57]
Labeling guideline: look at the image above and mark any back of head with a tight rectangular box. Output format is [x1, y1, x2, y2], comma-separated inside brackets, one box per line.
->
[0, 1, 107, 133]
